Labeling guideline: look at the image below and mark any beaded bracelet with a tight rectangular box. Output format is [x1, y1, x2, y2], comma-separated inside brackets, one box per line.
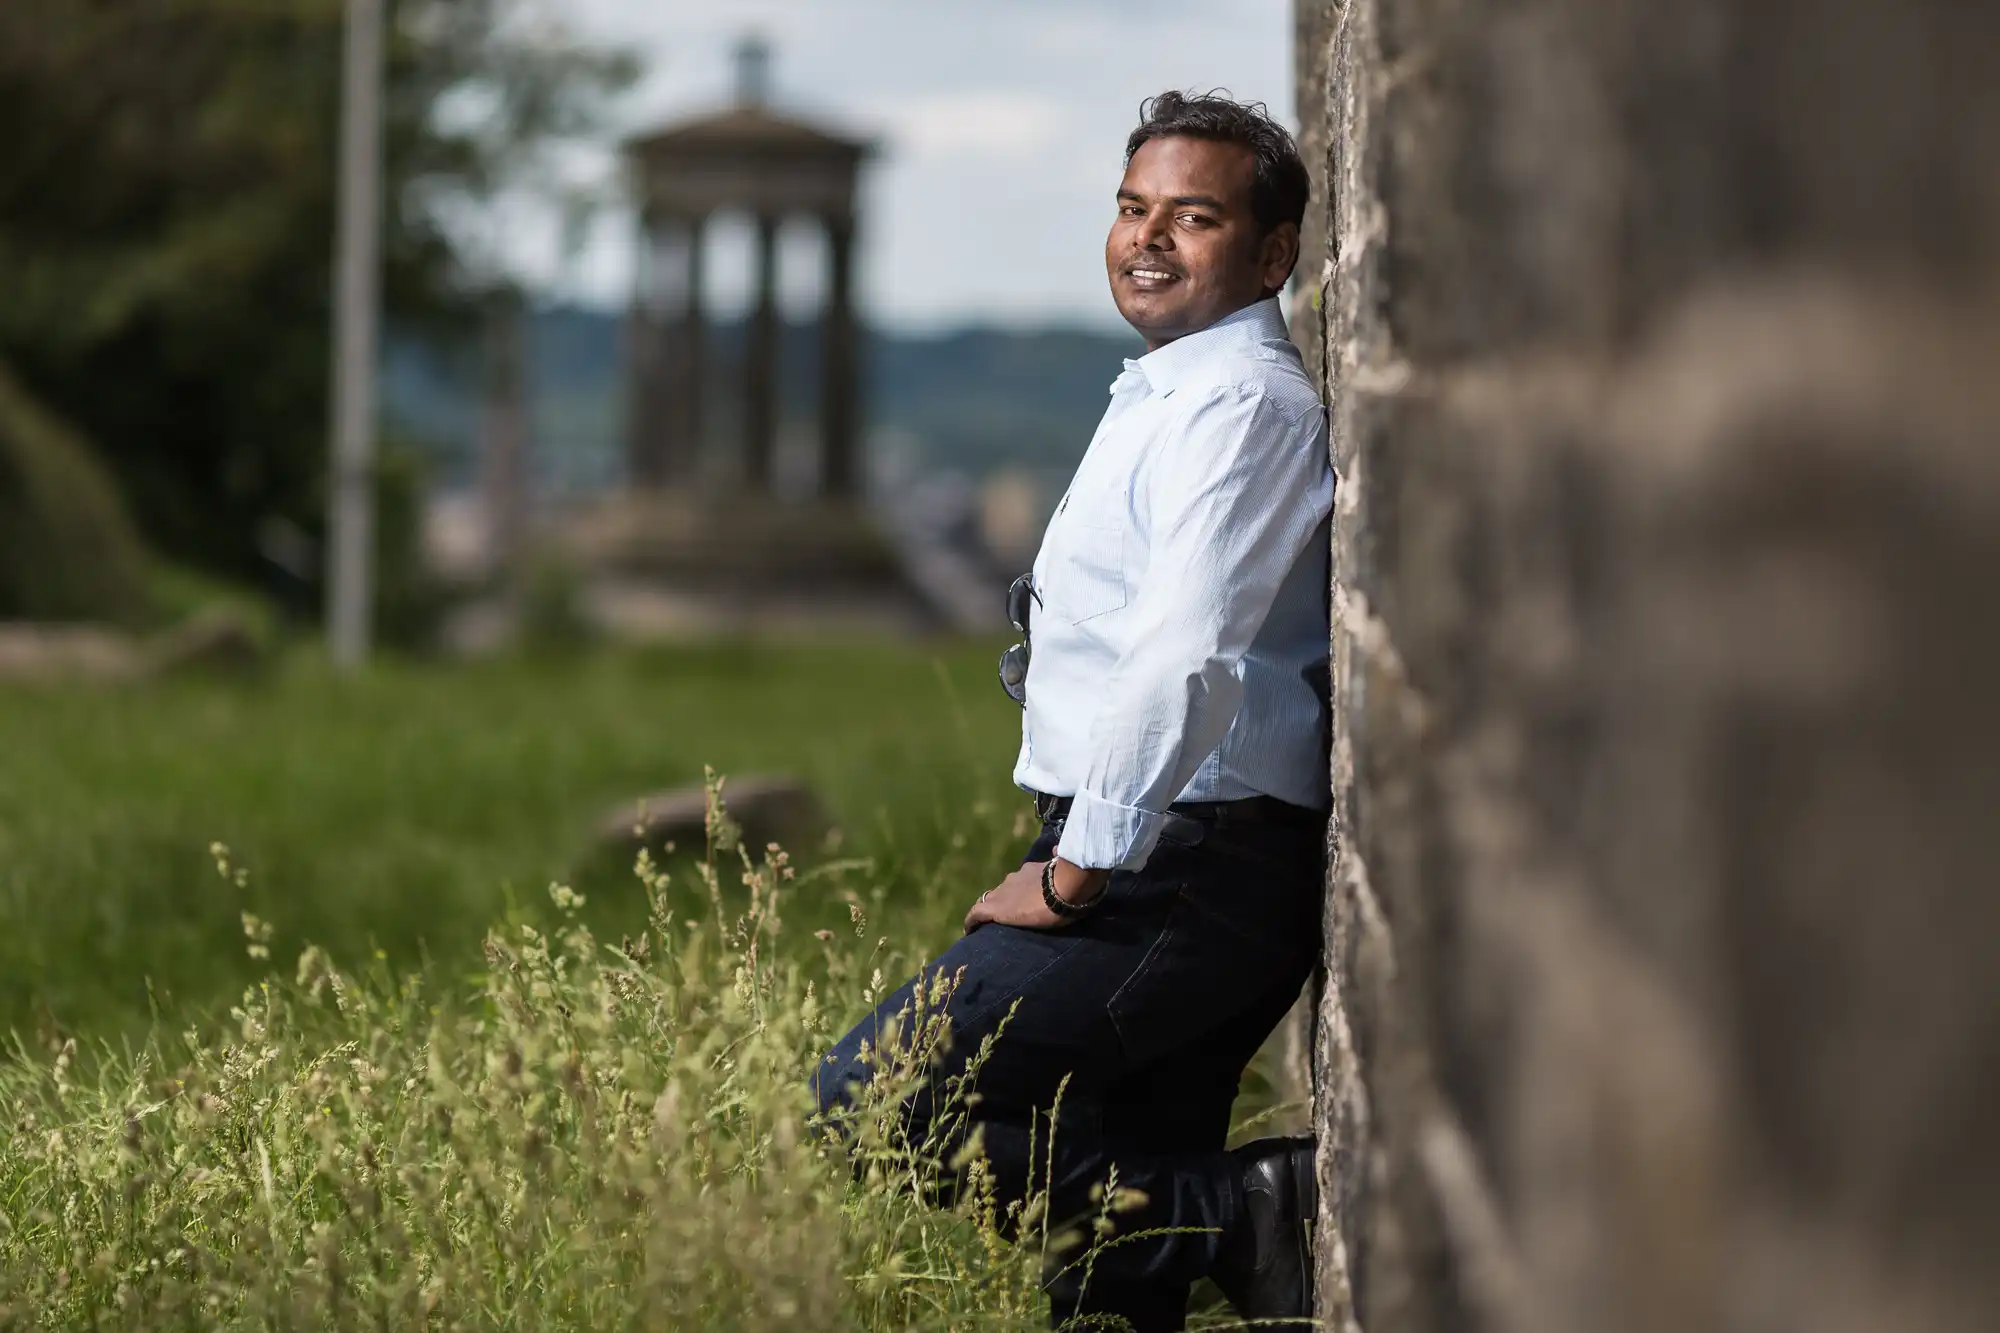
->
[1042, 859, 1107, 918]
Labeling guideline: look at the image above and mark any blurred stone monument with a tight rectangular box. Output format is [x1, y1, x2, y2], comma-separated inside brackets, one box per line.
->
[479, 300, 530, 576]
[573, 36, 932, 636]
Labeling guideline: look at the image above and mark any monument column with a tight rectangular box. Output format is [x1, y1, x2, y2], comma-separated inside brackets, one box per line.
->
[678, 213, 709, 490]
[625, 214, 665, 487]
[819, 213, 859, 500]
[744, 211, 781, 493]
[481, 297, 529, 566]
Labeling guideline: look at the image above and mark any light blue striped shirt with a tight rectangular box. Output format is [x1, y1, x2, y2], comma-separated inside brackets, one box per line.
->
[1012, 298, 1334, 871]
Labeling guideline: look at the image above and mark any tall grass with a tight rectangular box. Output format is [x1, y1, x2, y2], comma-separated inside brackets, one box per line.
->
[0, 649, 1292, 1328]
[0, 778, 1079, 1330]
[0, 641, 1023, 1037]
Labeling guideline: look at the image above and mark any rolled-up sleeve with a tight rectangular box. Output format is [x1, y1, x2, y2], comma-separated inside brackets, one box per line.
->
[1055, 383, 1331, 870]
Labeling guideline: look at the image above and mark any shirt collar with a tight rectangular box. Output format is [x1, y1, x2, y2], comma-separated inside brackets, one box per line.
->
[1115, 298, 1288, 396]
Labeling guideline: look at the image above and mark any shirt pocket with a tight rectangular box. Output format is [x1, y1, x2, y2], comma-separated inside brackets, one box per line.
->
[1044, 519, 1128, 624]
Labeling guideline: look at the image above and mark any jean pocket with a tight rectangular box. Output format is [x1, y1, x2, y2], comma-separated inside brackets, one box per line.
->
[1104, 894, 1192, 1067]
[1104, 887, 1293, 1068]
[1104, 851, 1322, 1067]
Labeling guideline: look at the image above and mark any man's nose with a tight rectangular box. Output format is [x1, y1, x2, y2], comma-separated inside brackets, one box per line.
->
[1135, 208, 1175, 249]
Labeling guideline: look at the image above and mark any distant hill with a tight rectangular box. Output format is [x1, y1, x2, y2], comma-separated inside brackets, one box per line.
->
[383, 306, 1142, 496]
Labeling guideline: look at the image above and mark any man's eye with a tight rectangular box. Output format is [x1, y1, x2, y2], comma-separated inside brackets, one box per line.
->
[1178, 213, 1212, 227]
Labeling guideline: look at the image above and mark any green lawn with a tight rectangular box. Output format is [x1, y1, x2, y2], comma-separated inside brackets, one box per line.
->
[0, 638, 1027, 1040]
[0, 636, 1306, 1328]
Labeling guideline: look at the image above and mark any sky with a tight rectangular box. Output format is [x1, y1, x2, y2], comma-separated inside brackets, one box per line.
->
[504, 0, 1294, 334]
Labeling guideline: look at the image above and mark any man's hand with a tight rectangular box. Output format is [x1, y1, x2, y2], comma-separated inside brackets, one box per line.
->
[963, 859, 1112, 934]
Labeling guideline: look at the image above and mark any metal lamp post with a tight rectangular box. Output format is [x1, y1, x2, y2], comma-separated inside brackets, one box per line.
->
[326, 0, 384, 668]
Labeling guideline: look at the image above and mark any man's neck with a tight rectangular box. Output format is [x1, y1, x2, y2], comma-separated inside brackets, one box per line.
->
[1135, 296, 1273, 354]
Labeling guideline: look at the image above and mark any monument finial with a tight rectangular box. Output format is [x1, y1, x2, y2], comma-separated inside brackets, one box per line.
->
[733, 34, 771, 108]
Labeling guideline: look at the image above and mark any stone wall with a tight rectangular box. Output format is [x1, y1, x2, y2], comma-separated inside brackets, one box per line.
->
[1295, 3, 2000, 1331]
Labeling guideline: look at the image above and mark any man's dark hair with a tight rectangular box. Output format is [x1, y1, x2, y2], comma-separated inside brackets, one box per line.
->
[1125, 90, 1310, 237]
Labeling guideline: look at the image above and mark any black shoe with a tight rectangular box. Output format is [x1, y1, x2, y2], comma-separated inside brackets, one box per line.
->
[1212, 1136, 1316, 1326]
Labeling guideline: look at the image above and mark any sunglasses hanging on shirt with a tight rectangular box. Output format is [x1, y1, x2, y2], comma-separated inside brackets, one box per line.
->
[998, 573, 1039, 705]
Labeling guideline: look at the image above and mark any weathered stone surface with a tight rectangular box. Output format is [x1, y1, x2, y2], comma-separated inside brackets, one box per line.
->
[1298, 2, 2000, 1331]
[0, 610, 266, 683]
[143, 607, 264, 676]
[594, 774, 830, 861]
[0, 623, 140, 682]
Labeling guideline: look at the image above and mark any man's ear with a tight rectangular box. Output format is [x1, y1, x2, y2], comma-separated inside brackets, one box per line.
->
[1259, 222, 1301, 296]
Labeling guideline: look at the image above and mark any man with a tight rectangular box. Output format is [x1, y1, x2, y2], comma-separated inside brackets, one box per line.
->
[815, 91, 1331, 1331]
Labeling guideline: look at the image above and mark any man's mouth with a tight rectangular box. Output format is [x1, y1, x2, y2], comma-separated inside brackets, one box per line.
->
[1123, 266, 1182, 289]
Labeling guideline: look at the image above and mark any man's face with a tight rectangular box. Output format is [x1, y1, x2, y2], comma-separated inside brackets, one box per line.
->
[1105, 135, 1299, 350]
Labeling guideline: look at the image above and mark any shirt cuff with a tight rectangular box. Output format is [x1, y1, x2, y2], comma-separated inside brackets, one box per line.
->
[1055, 790, 1166, 871]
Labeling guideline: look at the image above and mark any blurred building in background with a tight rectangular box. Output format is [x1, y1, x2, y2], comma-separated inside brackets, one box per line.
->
[625, 36, 868, 503]
[425, 38, 1062, 644]
[558, 36, 928, 638]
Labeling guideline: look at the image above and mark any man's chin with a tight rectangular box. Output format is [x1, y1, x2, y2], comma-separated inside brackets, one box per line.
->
[1113, 292, 1196, 344]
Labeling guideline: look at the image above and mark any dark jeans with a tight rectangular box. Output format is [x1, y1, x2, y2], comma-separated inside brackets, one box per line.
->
[812, 809, 1324, 1331]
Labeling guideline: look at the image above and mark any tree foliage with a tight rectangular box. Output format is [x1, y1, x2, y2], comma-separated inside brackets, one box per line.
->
[0, 359, 152, 623]
[0, 0, 634, 617]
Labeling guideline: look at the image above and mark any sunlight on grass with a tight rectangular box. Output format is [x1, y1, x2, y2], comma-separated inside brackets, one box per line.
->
[0, 644, 1296, 1329]
[0, 640, 1020, 1037]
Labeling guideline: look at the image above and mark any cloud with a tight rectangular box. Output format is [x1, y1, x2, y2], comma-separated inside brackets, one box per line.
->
[877, 92, 1070, 161]
[506, 0, 1290, 328]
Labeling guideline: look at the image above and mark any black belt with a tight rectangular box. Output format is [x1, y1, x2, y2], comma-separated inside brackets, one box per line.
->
[1030, 789, 1325, 831]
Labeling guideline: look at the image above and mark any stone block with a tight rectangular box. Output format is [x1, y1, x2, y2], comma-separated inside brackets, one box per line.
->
[593, 774, 830, 864]
[1297, 2, 2000, 1330]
